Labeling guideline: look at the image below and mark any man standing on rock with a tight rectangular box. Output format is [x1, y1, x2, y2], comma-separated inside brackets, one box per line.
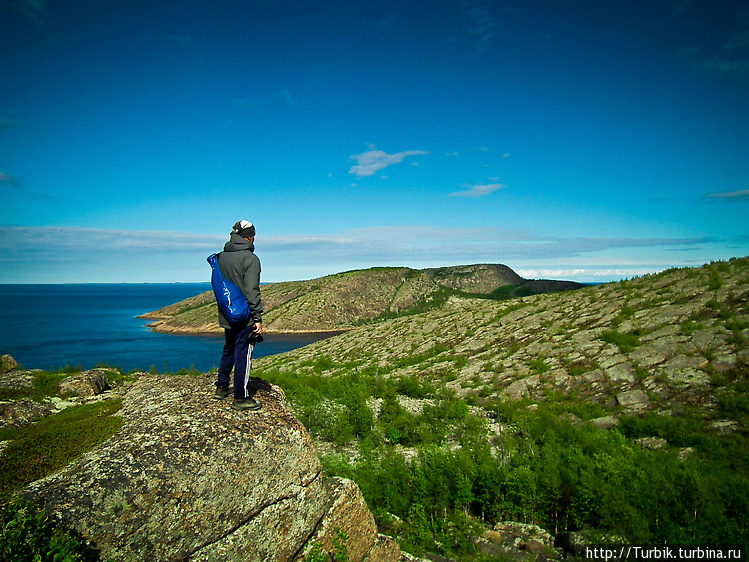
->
[214, 220, 264, 411]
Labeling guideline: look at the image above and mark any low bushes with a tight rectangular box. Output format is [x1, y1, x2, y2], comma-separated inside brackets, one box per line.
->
[258, 364, 749, 560]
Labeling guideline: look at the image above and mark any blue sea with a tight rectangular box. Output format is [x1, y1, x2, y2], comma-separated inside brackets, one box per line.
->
[0, 284, 334, 373]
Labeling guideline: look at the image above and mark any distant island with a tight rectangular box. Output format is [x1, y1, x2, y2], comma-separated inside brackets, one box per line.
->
[139, 263, 585, 334]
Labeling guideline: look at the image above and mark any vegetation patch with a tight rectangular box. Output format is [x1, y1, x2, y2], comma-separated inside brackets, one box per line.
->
[0, 399, 124, 501]
[681, 320, 707, 336]
[488, 285, 536, 300]
[1, 499, 85, 562]
[303, 528, 350, 562]
[362, 287, 462, 325]
[322, 400, 749, 558]
[707, 267, 724, 290]
[712, 364, 749, 425]
[600, 329, 643, 354]
[529, 358, 549, 374]
[257, 343, 749, 560]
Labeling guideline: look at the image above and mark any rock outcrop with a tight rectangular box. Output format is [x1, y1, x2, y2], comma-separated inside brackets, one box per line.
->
[20, 373, 401, 561]
[58, 368, 111, 397]
[0, 367, 115, 430]
[1, 354, 18, 374]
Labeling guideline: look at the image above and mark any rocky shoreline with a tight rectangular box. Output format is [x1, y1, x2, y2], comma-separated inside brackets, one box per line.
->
[139, 314, 350, 336]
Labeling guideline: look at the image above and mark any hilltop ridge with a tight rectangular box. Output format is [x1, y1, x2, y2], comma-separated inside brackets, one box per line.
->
[140, 263, 584, 334]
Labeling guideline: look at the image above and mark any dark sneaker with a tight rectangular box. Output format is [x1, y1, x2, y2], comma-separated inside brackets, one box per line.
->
[231, 397, 262, 411]
[214, 386, 232, 400]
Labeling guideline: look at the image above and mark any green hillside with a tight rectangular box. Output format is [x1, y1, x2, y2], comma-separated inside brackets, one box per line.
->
[140, 263, 583, 334]
[249, 257, 749, 560]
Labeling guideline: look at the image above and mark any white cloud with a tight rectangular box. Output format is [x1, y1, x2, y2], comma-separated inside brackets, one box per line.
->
[450, 182, 506, 197]
[725, 8, 749, 50]
[0, 224, 725, 284]
[273, 88, 296, 106]
[261, 226, 711, 266]
[516, 268, 666, 282]
[516, 269, 587, 279]
[0, 224, 224, 252]
[349, 147, 429, 177]
[705, 189, 749, 201]
[462, 1, 498, 55]
[701, 58, 749, 74]
[0, 172, 20, 188]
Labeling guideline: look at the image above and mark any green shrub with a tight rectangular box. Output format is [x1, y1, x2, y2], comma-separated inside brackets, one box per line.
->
[0, 500, 83, 561]
[302, 528, 349, 562]
[716, 391, 749, 422]
[707, 268, 723, 290]
[681, 320, 706, 336]
[601, 329, 642, 353]
[529, 358, 549, 374]
[395, 376, 433, 398]
[261, 371, 374, 446]
[452, 355, 468, 369]
[617, 412, 705, 447]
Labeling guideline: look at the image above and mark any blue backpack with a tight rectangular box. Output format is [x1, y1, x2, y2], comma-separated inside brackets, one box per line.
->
[207, 253, 252, 325]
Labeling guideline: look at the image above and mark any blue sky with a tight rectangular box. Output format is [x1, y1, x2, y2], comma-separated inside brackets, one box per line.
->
[1, 0, 747, 284]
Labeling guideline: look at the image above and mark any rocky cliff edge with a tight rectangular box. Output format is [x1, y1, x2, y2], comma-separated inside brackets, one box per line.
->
[19, 373, 403, 562]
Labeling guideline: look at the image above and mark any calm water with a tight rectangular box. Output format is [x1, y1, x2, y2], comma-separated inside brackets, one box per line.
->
[0, 284, 334, 372]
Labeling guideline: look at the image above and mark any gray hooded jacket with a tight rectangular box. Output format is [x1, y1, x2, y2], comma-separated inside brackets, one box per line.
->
[216, 233, 263, 329]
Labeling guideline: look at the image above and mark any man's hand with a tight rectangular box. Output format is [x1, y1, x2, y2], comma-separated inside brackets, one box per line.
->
[253, 322, 264, 335]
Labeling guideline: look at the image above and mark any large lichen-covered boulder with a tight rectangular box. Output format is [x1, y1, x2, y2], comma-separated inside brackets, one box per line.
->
[0, 398, 49, 429]
[22, 373, 399, 561]
[1, 354, 19, 373]
[58, 368, 111, 397]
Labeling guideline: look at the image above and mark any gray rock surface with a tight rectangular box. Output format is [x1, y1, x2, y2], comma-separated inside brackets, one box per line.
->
[0, 367, 119, 430]
[22, 373, 401, 562]
[478, 521, 559, 561]
[0, 398, 49, 429]
[1, 353, 19, 373]
[58, 368, 110, 396]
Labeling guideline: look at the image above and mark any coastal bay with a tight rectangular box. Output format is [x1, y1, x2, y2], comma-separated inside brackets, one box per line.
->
[0, 284, 334, 373]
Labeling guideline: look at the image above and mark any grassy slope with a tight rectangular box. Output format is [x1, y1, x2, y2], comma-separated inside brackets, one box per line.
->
[249, 257, 749, 559]
[141, 263, 581, 334]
